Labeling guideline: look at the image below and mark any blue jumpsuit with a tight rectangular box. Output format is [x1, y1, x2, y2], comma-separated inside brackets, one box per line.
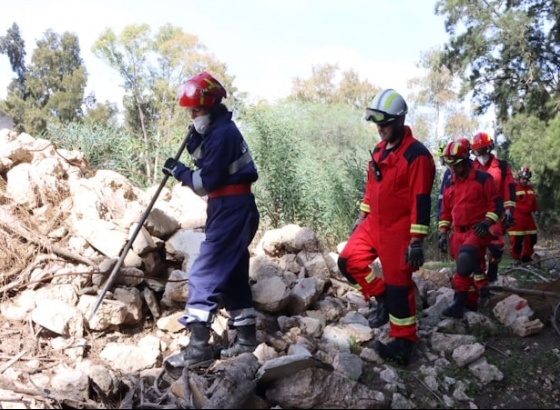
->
[437, 167, 452, 220]
[173, 111, 259, 328]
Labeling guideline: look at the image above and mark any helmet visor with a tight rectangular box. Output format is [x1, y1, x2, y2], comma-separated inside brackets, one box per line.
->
[442, 156, 465, 166]
[365, 109, 398, 125]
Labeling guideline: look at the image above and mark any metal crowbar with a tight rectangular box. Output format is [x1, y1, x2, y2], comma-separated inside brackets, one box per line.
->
[88, 126, 194, 320]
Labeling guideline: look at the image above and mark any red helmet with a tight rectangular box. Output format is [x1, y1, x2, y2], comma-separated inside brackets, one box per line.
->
[456, 137, 471, 150]
[518, 166, 532, 179]
[442, 141, 469, 165]
[471, 132, 494, 151]
[177, 71, 227, 108]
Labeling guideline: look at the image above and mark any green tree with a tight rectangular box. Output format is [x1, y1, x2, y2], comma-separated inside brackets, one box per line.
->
[289, 63, 379, 109]
[83, 97, 120, 129]
[408, 47, 458, 143]
[243, 99, 373, 246]
[92, 23, 235, 183]
[503, 113, 560, 228]
[0, 23, 26, 88]
[0, 27, 86, 135]
[435, 0, 560, 123]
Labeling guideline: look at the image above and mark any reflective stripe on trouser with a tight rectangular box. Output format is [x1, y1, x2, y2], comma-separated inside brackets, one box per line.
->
[338, 217, 417, 342]
[510, 233, 537, 261]
[182, 194, 259, 327]
[468, 271, 489, 308]
[228, 308, 256, 327]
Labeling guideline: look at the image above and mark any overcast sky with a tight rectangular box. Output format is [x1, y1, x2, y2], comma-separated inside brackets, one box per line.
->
[0, 0, 454, 106]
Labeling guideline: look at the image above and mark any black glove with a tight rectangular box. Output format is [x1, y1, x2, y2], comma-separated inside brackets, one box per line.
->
[502, 209, 514, 229]
[438, 231, 448, 253]
[474, 219, 492, 237]
[405, 241, 424, 268]
[162, 158, 179, 177]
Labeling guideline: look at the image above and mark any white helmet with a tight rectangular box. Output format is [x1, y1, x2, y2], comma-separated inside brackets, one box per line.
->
[365, 89, 408, 125]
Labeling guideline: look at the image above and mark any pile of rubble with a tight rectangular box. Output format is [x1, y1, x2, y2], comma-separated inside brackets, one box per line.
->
[0, 129, 556, 409]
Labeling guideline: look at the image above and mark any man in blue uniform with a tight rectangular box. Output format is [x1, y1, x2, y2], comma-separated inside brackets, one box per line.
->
[162, 72, 260, 373]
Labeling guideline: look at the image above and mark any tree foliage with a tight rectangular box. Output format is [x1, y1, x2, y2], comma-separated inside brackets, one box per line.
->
[289, 63, 380, 109]
[242, 100, 372, 245]
[435, 0, 560, 123]
[0, 23, 26, 87]
[47, 122, 146, 186]
[91, 23, 237, 183]
[0, 25, 86, 135]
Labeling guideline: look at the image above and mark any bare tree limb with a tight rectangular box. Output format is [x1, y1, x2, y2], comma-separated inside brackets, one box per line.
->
[0, 207, 96, 267]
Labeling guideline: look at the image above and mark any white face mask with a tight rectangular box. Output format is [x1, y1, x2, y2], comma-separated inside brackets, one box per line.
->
[193, 115, 211, 134]
[476, 154, 490, 166]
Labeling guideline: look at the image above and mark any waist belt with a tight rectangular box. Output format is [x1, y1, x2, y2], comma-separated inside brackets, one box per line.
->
[455, 226, 471, 233]
[208, 183, 252, 199]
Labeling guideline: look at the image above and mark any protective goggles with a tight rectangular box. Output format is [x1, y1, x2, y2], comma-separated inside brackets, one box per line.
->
[365, 109, 398, 125]
[442, 156, 466, 166]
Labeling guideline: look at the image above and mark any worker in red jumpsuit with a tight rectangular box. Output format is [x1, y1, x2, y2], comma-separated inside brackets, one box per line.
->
[162, 72, 260, 374]
[471, 132, 516, 282]
[437, 137, 472, 222]
[337, 89, 435, 365]
[438, 141, 503, 317]
[508, 166, 539, 265]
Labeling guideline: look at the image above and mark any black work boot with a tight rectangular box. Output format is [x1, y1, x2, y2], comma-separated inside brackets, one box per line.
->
[220, 324, 258, 359]
[368, 294, 389, 328]
[486, 263, 498, 282]
[164, 322, 214, 377]
[372, 338, 414, 366]
[442, 291, 468, 319]
[478, 286, 492, 309]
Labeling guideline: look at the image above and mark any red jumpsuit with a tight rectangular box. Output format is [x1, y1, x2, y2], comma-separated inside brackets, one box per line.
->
[338, 126, 435, 342]
[471, 155, 516, 270]
[508, 180, 538, 262]
[439, 168, 502, 307]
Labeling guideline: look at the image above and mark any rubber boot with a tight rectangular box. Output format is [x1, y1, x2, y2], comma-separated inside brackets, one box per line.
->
[368, 294, 389, 329]
[442, 291, 468, 319]
[164, 322, 214, 377]
[486, 263, 498, 282]
[372, 338, 414, 366]
[220, 324, 258, 359]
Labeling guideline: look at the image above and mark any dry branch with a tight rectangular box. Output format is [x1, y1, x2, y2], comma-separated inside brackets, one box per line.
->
[0, 207, 96, 267]
[488, 285, 560, 299]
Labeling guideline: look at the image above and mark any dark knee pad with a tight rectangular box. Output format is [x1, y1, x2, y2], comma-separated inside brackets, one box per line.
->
[456, 246, 478, 277]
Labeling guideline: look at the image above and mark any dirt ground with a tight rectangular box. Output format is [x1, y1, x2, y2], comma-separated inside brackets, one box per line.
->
[1, 223, 559, 409]
[1, 276, 558, 409]
[380, 274, 560, 410]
